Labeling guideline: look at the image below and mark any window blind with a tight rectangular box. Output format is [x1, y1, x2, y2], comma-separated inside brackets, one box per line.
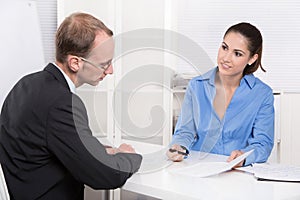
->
[36, 0, 57, 64]
[176, 0, 300, 92]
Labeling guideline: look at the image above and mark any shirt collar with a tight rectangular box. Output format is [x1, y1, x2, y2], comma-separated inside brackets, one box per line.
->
[194, 67, 217, 86]
[52, 62, 76, 93]
[242, 74, 255, 89]
[195, 66, 256, 89]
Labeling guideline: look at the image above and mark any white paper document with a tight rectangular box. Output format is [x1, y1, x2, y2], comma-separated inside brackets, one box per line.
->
[171, 149, 254, 178]
[238, 163, 300, 182]
[138, 147, 173, 174]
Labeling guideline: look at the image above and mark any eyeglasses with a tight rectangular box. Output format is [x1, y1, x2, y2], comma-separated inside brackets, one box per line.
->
[79, 57, 112, 71]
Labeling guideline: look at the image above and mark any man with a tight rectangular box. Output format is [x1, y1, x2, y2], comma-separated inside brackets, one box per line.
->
[0, 12, 142, 200]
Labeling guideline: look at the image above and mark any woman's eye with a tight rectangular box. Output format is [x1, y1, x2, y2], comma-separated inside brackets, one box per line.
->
[235, 52, 242, 57]
[222, 45, 228, 50]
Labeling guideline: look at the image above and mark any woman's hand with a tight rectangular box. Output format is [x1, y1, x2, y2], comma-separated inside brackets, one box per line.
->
[227, 150, 245, 168]
[166, 144, 187, 162]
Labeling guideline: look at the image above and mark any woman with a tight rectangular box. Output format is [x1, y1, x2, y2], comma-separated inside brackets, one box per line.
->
[167, 22, 274, 167]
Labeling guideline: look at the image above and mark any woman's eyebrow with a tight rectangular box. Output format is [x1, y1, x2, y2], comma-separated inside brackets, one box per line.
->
[223, 42, 246, 54]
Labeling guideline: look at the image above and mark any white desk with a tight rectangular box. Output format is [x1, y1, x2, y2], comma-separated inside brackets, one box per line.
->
[121, 146, 300, 200]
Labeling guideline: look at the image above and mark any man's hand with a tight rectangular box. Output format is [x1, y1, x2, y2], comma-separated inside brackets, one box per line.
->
[105, 143, 136, 154]
[117, 143, 136, 153]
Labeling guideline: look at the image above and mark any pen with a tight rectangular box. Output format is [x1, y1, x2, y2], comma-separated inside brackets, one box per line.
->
[168, 148, 189, 156]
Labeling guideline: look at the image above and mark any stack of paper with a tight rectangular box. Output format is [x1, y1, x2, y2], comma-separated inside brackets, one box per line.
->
[239, 163, 300, 182]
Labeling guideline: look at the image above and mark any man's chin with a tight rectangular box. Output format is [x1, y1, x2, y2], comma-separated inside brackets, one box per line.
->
[91, 81, 100, 86]
[86, 78, 103, 86]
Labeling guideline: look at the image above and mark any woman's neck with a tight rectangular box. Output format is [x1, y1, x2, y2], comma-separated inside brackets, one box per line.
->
[213, 70, 243, 120]
[217, 71, 242, 90]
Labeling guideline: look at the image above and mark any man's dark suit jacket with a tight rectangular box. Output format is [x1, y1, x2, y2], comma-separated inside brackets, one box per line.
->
[0, 63, 142, 200]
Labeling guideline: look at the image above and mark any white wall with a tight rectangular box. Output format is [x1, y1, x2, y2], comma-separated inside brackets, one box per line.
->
[280, 93, 300, 165]
[175, 0, 300, 93]
[0, 1, 44, 107]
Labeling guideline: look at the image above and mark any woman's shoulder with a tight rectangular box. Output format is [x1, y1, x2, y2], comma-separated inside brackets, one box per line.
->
[246, 74, 273, 95]
[255, 76, 272, 90]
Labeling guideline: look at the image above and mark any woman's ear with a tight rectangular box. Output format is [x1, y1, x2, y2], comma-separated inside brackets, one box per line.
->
[67, 55, 81, 72]
[248, 54, 258, 65]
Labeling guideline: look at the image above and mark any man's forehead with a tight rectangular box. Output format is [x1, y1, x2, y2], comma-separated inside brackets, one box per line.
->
[88, 36, 114, 60]
[94, 31, 114, 46]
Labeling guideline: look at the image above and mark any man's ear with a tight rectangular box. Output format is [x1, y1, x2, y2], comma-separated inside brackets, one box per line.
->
[67, 55, 81, 72]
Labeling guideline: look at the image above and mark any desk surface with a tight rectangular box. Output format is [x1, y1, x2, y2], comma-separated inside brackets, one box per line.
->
[121, 142, 300, 200]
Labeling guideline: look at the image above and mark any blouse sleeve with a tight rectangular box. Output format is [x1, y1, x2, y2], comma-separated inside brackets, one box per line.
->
[170, 81, 198, 151]
[241, 89, 274, 166]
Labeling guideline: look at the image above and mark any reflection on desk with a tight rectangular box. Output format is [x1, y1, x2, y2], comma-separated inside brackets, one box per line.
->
[122, 150, 300, 200]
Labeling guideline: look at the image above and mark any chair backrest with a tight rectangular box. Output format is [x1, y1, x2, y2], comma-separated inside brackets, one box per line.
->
[0, 164, 10, 200]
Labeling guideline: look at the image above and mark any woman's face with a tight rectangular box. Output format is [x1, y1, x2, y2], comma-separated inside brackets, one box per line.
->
[217, 31, 257, 77]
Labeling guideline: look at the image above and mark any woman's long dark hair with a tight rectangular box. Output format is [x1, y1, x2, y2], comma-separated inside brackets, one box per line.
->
[224, 22, 265, 75]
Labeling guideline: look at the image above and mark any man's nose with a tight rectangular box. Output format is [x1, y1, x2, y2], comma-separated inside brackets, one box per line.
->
[104, 64, 113, 75]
